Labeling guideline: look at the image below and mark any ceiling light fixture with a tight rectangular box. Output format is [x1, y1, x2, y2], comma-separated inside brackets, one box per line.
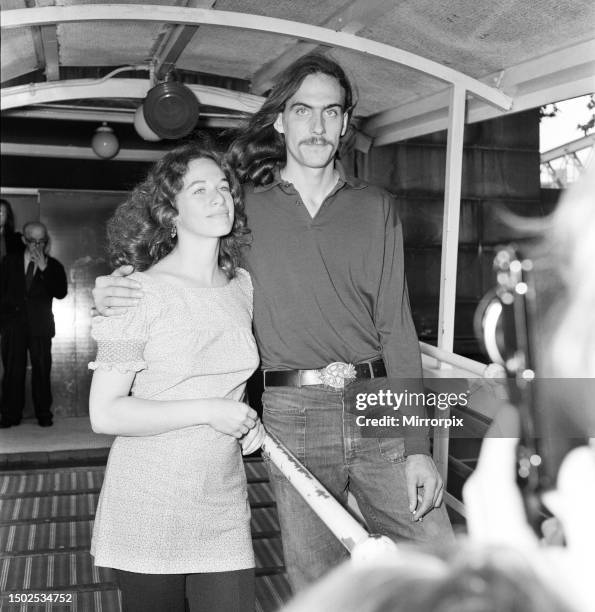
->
[91, 122, 119, 159]
[134, 74, 200, 141]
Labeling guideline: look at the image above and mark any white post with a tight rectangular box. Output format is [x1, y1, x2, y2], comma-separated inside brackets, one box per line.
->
[434, 83, 466, 483]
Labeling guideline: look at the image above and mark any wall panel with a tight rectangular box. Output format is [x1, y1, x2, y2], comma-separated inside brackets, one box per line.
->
[363, 109, 546, 359]
[39, 190, 126, 417]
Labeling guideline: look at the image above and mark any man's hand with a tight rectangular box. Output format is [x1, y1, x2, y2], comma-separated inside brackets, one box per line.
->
[241, 419, 266, 455]
[31, 245, 47, 271]
[92, 265, 143, 316]
[405, 453, 444, 520]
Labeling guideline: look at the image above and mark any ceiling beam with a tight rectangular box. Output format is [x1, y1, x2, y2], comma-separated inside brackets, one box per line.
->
[39, 25, 60, 81]
[1, 5, 512, 110]
[29, 19, 46, 74]
[540, 133, 595, 163]
[1, 141, 164, 161]
[4, 105, 250, 128]
[26, 0, 60, 81]
[364, 39, 595, 146]
[251, 0, 396, 94]
[152, 0, 215, 81]
[1, 78, 264, 112]
[153, 24, 200, 81]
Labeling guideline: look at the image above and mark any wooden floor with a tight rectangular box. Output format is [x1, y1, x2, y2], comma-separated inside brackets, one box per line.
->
[0, 458, 292, 611]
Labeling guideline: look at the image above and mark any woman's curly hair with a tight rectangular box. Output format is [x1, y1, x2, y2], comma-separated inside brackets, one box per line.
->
[107, 141, 250, 278]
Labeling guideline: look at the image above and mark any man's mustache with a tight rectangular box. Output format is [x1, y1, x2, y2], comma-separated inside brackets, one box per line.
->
[300, 138, 332, 146]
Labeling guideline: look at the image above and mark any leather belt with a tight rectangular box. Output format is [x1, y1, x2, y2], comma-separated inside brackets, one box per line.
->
[264, 358, 386, 389]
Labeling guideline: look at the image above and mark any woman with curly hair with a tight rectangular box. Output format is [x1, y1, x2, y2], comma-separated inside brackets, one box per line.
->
[88, 141, 263, 612]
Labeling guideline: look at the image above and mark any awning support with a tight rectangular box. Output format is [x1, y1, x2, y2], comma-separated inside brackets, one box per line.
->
[433, 83, 466, 483]
[1, 5, 512, 111]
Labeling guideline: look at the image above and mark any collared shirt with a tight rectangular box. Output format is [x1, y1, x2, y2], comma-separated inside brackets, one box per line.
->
[242, 164, 423, 380]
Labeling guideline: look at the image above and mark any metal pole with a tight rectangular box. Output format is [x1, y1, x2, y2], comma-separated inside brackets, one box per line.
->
[434, 83, 466, 484]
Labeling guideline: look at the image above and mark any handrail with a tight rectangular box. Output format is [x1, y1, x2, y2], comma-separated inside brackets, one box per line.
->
[420, 341, 504, 378]
[261, 432, 399, 561]
[420, 342, 505, 491]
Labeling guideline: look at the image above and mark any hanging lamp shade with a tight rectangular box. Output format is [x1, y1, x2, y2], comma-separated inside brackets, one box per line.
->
[91, 122, 119, 159]
[141, 81, 200, 140]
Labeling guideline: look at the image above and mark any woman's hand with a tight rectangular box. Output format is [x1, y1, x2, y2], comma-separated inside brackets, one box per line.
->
[241, 419, 266, 455]
[207, 400, 258, 438]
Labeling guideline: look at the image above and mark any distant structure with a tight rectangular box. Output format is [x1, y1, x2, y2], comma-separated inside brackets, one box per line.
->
[540, 134, 595, 188]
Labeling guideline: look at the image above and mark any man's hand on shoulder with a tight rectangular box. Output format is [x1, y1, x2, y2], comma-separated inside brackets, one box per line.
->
[92, 265, 143, 316]
[405, 453, 444, 520]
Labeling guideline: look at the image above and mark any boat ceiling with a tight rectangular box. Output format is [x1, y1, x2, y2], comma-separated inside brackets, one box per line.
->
[1, 0, 594, 148]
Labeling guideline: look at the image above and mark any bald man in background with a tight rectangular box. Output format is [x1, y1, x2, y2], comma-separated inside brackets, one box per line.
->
[0, 222, 67, 427]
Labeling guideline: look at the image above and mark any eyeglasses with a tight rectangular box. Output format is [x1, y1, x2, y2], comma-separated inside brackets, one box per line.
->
[25, 238, 48, 246]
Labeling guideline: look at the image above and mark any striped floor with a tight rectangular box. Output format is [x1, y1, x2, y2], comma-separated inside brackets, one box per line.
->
[0, 459, 292, 611]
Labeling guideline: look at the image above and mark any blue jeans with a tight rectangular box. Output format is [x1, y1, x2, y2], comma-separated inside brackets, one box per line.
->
[262, 384, 454, 590]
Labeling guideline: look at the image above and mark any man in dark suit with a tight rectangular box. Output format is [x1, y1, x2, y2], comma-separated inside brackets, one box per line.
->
[0, 222, 67, 427]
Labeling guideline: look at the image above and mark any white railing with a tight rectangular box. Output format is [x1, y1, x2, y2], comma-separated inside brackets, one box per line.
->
[420, 341, 504, 378]
[261, 431, 399, 562]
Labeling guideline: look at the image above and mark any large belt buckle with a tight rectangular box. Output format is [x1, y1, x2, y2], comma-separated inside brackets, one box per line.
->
[319, 362, 356, 389]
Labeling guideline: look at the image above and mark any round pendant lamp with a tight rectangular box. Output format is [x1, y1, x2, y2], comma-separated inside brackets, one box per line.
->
[141, 80, 200, 140]
[91, 122, 120, 159]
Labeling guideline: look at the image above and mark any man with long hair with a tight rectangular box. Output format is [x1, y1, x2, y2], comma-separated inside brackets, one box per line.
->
[93, 54, 452, 589]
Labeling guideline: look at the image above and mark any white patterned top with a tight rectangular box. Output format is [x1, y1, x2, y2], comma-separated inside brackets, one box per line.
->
[89, 268, 259, 573]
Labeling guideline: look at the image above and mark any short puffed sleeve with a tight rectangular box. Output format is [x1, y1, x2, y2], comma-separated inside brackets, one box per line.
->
[88, 293, 151, 374]
[235, 268, 254, 316]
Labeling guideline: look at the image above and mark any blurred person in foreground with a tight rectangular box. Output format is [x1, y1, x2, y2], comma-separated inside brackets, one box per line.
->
[280, 543, 574, 612]
[462, 165, 595, 612]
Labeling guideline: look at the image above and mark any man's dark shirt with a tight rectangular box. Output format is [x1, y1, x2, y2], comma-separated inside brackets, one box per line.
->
[242, 165, 428, 454]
